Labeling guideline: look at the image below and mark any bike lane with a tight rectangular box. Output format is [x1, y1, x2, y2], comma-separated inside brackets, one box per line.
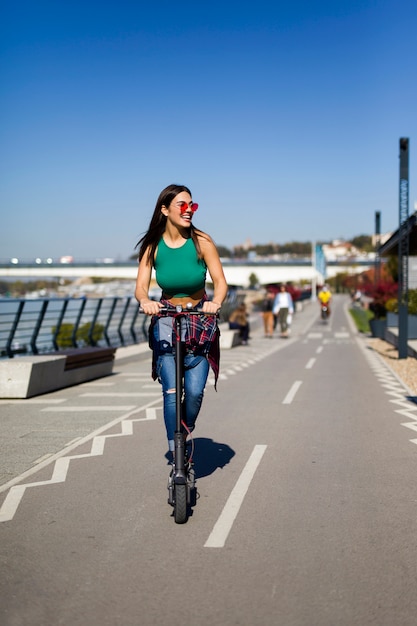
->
[1, 297, 417, 625]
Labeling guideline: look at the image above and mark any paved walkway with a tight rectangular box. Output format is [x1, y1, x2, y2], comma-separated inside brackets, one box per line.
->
[1, 296, 415, 492]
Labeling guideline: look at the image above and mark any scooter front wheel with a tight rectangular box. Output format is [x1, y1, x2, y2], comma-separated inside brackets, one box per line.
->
[174, 483, 187, 524]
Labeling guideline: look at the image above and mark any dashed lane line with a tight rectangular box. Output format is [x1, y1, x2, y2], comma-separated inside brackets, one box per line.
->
[204, 444, 267, 548]
[282, 381, 303, 404]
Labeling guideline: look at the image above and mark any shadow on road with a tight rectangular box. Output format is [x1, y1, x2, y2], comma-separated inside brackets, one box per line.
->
[163, 437, 235, 478]
[192, 437, 235, 479]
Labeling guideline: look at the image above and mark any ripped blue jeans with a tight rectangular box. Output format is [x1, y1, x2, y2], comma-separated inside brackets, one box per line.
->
[156, 353, 210, 452]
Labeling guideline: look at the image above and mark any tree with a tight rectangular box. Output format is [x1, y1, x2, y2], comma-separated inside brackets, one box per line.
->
[351, 235, 373, 252]
[248, 272, 259, 288]
[216, 245, 232, 258]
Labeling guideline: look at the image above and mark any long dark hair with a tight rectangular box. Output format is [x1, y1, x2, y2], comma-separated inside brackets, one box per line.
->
[136, 184, 206, 264]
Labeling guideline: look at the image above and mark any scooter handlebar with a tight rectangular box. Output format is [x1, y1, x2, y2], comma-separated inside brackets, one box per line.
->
[138, 305, 219, 316]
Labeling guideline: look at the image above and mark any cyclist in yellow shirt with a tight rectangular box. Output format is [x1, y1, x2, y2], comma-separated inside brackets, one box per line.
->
[318, 285, 332, 317]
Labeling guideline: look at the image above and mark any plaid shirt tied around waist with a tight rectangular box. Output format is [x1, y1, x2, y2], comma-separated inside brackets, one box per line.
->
[149, 296, 220, 387]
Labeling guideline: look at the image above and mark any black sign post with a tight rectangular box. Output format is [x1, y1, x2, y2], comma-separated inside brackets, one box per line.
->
[375, 211, 381, 285]
[398, 138, 409, 359]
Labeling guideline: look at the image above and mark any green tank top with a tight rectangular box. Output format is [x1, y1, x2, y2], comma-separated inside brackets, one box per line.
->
[155, 237, 207, 297]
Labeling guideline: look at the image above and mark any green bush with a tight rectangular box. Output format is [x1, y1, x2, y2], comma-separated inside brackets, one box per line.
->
[349, 308, 374, 333]
[52, 321, 105, 348]
[409, 289, 417, 314]
[383, 289, 417, 315]
[385, 298, 398, 313]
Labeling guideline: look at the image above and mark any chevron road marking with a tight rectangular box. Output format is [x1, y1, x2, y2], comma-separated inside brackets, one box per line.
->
[0, 399, 162, 522]
[401, 422, 417, 433]
[357, 337, 417, 448]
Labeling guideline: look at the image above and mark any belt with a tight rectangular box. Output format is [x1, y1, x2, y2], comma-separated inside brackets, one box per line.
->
[162, 290, 205, 308]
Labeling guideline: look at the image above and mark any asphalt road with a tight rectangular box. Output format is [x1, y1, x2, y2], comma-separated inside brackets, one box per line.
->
[1, 296, 417, 626]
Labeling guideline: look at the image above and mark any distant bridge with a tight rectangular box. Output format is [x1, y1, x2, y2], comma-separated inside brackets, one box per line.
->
[0, 259, 373, 287]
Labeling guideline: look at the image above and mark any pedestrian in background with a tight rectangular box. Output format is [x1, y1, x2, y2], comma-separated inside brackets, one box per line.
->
[273, 284, 294, 338]
[261, 290, 275, 338]
[228, 302, 250, 345]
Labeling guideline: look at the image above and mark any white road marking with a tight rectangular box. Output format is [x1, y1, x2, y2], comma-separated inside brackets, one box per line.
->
[316, 346, 323, 354]
[145, 408, 157, 420]
[282, 381, 302, 404]
[308, 333, 323, 339]
[0, 399, 67, 405]
[80, 392, 160, 397]
[204, 444, 267, 548]
[401, 422, 417, 433]
[41, 406, 137, 412]
[65, 437, 82, 447]
[118, 372, 149, 377]
[334, 332, 350, 338]
[305, 358, 316, 369]
[83, 382, 115, 387]
[33, 453, 54, 465]
[358, 336, 417, 449]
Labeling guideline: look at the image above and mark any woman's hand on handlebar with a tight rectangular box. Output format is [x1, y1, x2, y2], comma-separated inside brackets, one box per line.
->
[140, 299, 163, 315]
[202, 300, 221, 315]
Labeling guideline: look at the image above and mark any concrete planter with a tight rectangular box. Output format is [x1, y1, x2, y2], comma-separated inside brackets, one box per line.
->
[386, 312, 417, 339]
[369, 318, 387, 339]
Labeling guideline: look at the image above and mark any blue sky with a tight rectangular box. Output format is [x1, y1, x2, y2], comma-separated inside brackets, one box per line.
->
[1, 0, 416, 261]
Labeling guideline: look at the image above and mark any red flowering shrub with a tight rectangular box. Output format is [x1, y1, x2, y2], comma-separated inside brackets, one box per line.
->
[365, 281, 398, 319]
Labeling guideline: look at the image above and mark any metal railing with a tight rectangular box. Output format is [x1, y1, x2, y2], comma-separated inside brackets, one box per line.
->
[0, 296, 148, 358]
[0, 291, 242, 358]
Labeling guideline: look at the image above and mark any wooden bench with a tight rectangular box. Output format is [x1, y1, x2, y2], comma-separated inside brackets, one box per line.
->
[50, 347, 116, 370]
[0, 346, 117, 399]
